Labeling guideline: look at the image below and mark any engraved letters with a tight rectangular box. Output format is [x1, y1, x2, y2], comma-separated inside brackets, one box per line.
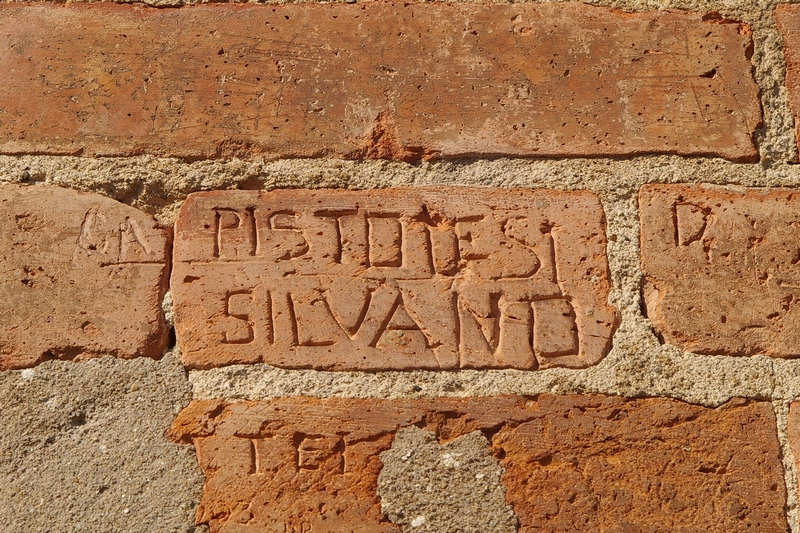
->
[641, 184, 800, 358]
[74, 206, 158, 264]
[172, 189, 618, 370]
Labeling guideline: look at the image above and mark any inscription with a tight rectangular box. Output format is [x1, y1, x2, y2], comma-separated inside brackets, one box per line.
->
[214, 207, 257, 259]
[169, 396, 788, 533]
[173, 189, 618, 370]
[74, 206, 158, 265]
[223, 290, 256, 345]
[0, 183, 170, 370]
[285, 523, 313, 533]
[120, 217, 153, 258]
[674, 202, 710, 247]
[641, 184, 800, 357]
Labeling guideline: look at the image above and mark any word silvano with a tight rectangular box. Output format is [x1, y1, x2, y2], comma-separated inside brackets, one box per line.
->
[172, 188, 618, 370]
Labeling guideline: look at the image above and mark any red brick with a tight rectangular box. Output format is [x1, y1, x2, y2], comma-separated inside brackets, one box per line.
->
[0, 3, 760, 161]
[0, 183, 170, 369]
[640, 184, 800, 357]
[787, 401, 800, 533]
[168, 395, 787, 533]
[775, 6, 800, 153]
[171, 188, 618, 370]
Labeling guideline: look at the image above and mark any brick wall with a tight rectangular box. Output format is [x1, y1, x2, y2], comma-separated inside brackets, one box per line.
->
[4, 0, 800, 532]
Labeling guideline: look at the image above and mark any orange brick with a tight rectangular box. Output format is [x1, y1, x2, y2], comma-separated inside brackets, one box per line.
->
[0, 3, 760, 161]
[775, 6, 800, 153]
[640, 184, 800, 357]
[0, 184, 170, 369]
[169, 395, 787, 533]
[171, 188, 618, 370]
[787, 402, 800, 533]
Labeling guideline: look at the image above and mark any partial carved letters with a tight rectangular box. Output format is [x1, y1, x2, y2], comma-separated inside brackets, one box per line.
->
[75, 207, 160, 265]
[168, 397, 789, 533]
[172, 188, 618, 370]
[0, 183, 170, 370]
[641, 184, 800, 357]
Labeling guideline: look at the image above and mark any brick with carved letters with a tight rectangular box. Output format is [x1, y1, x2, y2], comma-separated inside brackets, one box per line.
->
[171, 188, 618, 370]
[168, 395, 788, 533]
[0, 183, 170, 369]
[641, 184, 800, 357]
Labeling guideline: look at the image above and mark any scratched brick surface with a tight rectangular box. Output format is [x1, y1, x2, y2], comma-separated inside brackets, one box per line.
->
[171, 188, 617, 370]
[776, 6, 800, 155]
[787, 401, 800, 533]
[168, 395, 787, 533]
[0, 184, 170, 370]
[0, 2, 760, 161]
[640, 184, 800, 357]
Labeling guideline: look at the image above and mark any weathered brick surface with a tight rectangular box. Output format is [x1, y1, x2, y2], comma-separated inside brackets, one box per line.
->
[640, 184, 800, 357]
[172, 188, 617, 370]
[787, 401, 800, 528]
[0, 184, 170, 369]
[0, 3, 759, 161]
[168, 395, 787, 533]
[776, 6, 800, 153]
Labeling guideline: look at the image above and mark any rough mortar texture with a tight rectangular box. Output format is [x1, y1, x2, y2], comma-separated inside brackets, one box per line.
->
[377, 427, 517, 533]
[0, 350, 204, 532]
[776, 401, 799, 531]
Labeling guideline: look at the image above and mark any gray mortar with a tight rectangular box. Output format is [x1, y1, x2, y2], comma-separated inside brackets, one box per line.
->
[0, 350, 204, 532]
[162, 290, 175, 331]
[377, 427, 517, 533]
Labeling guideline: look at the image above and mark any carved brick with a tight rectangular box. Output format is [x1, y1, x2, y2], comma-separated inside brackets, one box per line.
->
[0, 183, 170, 369]
[641, 184, 800, 357]
[171, 188, 617, 370]
[168, 396, 787, 533]
[0, 3, 760, 161]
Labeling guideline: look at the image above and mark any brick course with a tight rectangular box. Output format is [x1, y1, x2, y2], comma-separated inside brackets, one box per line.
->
[169, 395, 788, 533]
[0, 2, 760, 161]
